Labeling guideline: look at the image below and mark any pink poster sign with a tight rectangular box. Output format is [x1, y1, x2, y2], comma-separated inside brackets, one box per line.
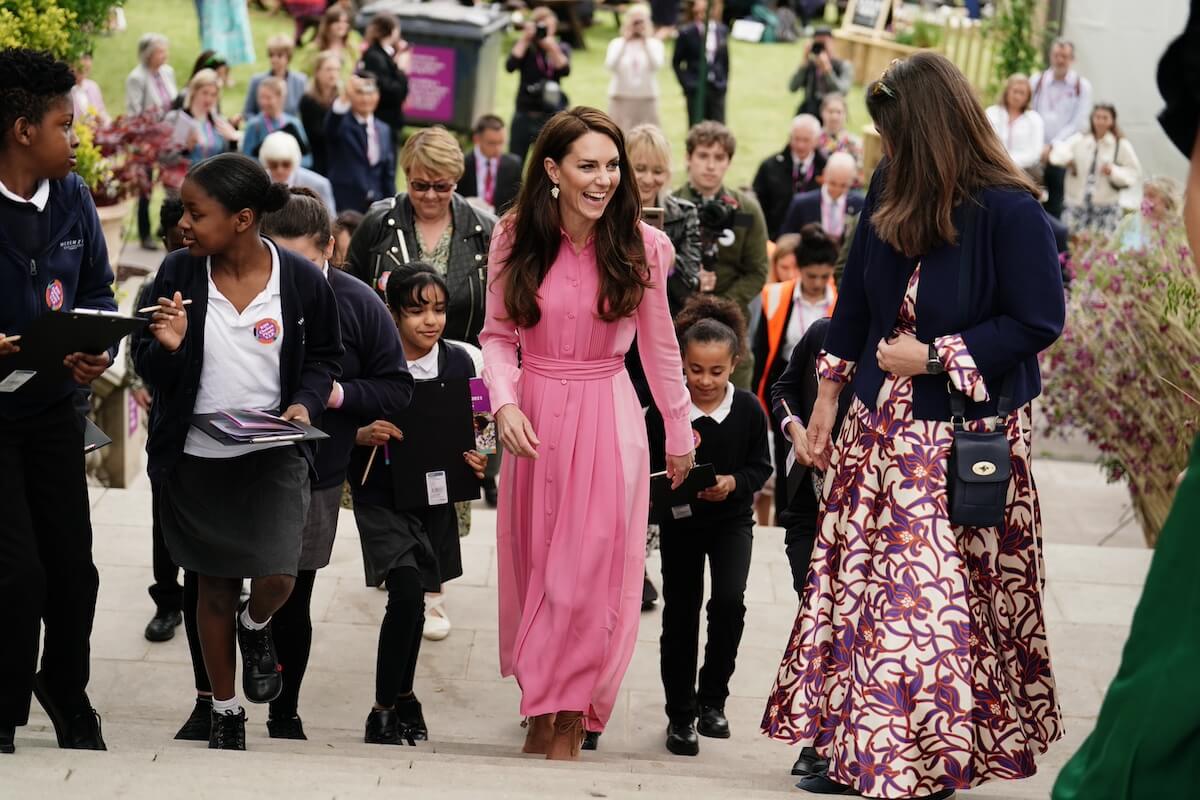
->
[403, 45, 456, 124]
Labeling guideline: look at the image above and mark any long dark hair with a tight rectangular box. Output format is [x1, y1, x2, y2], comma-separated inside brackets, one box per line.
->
[499, 107, 648, 328]
[865, 52, 1039, 257]
[1089, 102, 1123, 140]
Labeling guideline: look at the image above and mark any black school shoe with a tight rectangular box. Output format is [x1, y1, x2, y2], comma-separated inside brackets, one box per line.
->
[582, 731, 600, 751]
[144, 609, 183, 642]
[393, 696, 427, 741]
[482, 476, 498, 507]
[792, 746, 830, 776]
[696, 705, 730, 739]
[364, 708, 415, 746]
[33, 672, 106, 750]
[796, 774, 861, 795]
[209, 709, 247, 750]
[236, 602, 283, 704]
[175, 697, 214, 741]
[266, 714, 307, 740]
[641, 574, 659, 612]
[0, 724, 14, 754]
[665, 721, 699, 756]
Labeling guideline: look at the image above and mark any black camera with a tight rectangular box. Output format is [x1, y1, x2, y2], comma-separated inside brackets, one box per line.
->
[697, 197, 736, 233]
[810, 40, 825, 56]
[535, 22, 549, 40]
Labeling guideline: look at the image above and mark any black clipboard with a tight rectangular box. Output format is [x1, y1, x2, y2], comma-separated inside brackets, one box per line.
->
[83, 418, 112, 453]
[0, 310, 145, 394]
[389, 378, 479, 509]
[649, 463, 718, 524]
[191, 412, 330, 445]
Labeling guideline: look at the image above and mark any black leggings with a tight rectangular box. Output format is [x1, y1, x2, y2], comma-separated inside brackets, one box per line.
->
[181, 571, 211, 695]
[269, 569, 317, 719]
[375, 566, 424, 707]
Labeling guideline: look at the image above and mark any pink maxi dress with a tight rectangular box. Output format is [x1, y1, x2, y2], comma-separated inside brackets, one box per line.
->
[481, 221, 692, 733]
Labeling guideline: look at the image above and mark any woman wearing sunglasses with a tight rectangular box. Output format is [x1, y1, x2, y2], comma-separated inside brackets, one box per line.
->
[345, 125, 497, 347]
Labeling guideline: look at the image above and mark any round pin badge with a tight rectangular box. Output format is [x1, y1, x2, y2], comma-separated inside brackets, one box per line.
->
[692, 428, 702, 449]
[45, 279, 65, 311]
[253, 318, 280, 344]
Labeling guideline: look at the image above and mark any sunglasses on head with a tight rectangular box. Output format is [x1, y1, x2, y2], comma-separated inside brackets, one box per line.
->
[409, 180, 455, 194]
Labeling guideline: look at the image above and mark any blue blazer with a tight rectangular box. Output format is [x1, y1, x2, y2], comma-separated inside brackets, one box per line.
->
[324, 108, 396, 214]
[827, 164, 1065, 422]
[780, 188, 865, 238]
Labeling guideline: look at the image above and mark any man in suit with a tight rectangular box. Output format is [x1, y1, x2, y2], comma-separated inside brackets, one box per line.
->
[673, 0, 730, 125]
[779, 152, 863, 242]
[457, 114, 523, 215]
[324, 73, 396, 214]
[752, 114, 826, 241]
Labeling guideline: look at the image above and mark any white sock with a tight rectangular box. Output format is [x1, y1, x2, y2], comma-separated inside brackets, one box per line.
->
[240, 606, 269, 631]
[212, 696, 241, 716]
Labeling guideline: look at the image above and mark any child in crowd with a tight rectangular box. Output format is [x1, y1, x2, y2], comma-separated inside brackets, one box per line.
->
[244, 34, 308, 118]
[646, 295, 771, 757]
[258, 187, 413, 740]
[351, 265, 487, 745]
[240, 77, 311, 167]
[0, 47, 116, 756]
[333, 210, 364, 268]
[133, 153, 343, 751]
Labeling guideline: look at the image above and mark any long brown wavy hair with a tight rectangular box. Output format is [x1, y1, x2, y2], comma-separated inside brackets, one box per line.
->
[865, 52, 1039, 257]
[498, 107, 649, 328]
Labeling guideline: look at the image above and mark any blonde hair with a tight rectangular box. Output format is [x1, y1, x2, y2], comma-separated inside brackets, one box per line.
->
[266, 33, 294, 57]
[626, 124, 672, 173]
[306, 51, 343, 103]
[999, 73, 1032, 113]
[1143, 175, 1182, 214]
[399, 126, 466, 181]
[185, 68, 221, 113]
[622, 4, 651, 37]
[771, 233, 801, 281]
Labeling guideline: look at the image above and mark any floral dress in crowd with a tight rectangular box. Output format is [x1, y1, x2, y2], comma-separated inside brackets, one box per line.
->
[762, 267, 1063, 798]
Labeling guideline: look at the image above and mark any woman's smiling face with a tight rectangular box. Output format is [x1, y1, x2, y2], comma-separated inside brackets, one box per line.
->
[545, 130, 621, 230]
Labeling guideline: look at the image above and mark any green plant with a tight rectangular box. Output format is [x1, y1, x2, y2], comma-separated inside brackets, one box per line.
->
[72, 121, 116, 202]
[0, 0, 75, 57]
[895, 18, 943, 49]
[987, 0, 1044, 95]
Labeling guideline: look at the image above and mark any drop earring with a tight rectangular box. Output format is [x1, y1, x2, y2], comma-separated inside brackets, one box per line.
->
[551, 184, 560, 200]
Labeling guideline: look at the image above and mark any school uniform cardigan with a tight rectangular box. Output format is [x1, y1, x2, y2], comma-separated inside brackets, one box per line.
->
[828, 162, 1065, 421]
[132, 241, 344, 485]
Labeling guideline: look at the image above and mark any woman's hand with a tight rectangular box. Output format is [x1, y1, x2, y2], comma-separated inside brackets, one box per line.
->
[787, 419, 813, 466]
[464, 450, 488, 480]
[64, 352, 111, 384]
[807, 395, 838, 472]
[281, 404, 310, 425]
[356, 420, 403, 447]
[665, 451, 695, 490]
[0, 334, 20, 357]
[1100, 162, 1113, 176]
[215, 116, 240, 142]
[876, 333, 929, 378]
[496, 403, 540, 458]
[149, 292, 188, 352]
[697, 474, 735, 502]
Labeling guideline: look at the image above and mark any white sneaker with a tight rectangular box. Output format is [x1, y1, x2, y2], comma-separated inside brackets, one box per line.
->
[423, 594, 451, 641]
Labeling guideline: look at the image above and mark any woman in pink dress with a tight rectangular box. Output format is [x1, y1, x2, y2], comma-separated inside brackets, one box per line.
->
[480, 107, 695, 760]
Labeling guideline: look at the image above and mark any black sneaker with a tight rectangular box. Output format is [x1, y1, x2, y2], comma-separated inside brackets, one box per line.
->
[0, 724, 14, 754]
[144, 609, 183, 642]
[209, 709, 247, 750]
[393, 696, 427, 741]
[266, 714, 307, 740]
[175, 697, 213, 741]
[32, 673, 106, 750]
[236, 602, 283, 704]
[696, 705, 730, 739]
[364, 708, 414, 746]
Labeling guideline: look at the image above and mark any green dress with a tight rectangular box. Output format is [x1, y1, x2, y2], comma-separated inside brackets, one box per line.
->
[1052, 433, 1200, 799]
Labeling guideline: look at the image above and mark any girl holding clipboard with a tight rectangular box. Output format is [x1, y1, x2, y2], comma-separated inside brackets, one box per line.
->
[132, 153, 343, 751]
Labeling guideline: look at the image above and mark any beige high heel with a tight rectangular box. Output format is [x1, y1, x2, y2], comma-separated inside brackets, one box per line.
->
[522, 713, 556, 755]
[545, 711, 584, 761]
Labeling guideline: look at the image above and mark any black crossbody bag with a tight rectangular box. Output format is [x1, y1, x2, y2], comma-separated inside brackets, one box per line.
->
[946, 201, 1014, 528]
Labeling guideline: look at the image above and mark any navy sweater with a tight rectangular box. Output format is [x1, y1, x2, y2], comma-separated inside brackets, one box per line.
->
[646, 387, 772, 528]
[828, 162, 1065, 421]
[131, 240, 344, 484]
[0, 174, 117, 419]
[313, 267, 414, 491]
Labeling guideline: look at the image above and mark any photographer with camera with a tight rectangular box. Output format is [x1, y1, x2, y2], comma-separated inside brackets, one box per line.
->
[788, 27, 853, 118]
[605, 5, 665, 132]
[673, 122, 768, 389]
[505, 6, 572, 164]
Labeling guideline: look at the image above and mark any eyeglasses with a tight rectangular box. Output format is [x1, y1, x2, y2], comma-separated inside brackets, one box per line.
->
[265, 160, 295, 171]
[409, 180, 455, 194]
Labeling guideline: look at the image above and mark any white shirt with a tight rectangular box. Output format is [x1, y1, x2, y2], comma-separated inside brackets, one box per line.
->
[604, 36, 664, 99]
[1029, 69, 1093, 144]
[406, 341, 440, 380]
[819, 185, 848, 238]
[689, 380, 735, 424]
[783, 282, 834, 361]
[0, 177, 50, 212]
[473, 147, 497, 204]
[184, 240, 288, 459]
[985, 105, 1045, 170]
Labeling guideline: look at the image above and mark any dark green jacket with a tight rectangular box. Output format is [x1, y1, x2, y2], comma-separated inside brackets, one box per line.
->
[671, 183, 769, 318]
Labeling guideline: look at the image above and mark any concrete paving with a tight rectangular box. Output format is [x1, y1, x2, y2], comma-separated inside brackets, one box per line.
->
[1, 456, 1151, 799]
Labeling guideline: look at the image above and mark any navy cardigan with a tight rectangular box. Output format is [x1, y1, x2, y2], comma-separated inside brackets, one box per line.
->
[828, 165, 1065, 421]
[132, 241, 344, 484]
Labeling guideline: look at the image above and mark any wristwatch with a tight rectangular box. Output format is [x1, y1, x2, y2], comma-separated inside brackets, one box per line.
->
[926, 343, 946, 375]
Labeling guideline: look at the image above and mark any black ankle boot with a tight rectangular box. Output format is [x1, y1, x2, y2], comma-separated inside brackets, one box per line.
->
[696, 705, 730, 739]
[393, 696, 427, 741]
[209, 709, 247, 751]
[792, 745, 830, 776]
[175, 697, 213, 741]
[665, 721, 699, 756]
[266, 714, 307, 740]
[236, 602, 283, 703]
[365, 708, 414, 746]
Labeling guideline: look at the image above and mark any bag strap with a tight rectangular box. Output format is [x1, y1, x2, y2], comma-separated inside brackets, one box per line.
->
[948, 197, 1015, 427]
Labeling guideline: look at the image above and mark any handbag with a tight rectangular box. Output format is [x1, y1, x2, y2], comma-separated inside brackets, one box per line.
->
[945, 200, 1014, 528]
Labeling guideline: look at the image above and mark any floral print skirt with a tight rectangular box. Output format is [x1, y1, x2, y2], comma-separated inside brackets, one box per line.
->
[761, 372, 1063, 798]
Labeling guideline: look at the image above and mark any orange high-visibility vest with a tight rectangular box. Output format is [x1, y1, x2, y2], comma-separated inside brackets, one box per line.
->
[756, 279, 837, 409]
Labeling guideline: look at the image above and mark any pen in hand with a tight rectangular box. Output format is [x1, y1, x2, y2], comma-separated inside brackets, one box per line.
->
[139, 298, 193, 314]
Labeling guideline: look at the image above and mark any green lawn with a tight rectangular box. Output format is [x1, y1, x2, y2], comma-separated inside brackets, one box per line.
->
[89, 0, 868, 190]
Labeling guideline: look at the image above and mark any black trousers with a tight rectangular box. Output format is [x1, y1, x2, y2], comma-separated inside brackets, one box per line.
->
[376, 566, 424, 707]
[778, 478, 821, 604]
[181, 571, 212, 694]
[148, 485, 183, 614]
[137, 193, 152, 242]
[270, 569, 317, 718]
[0, 398, 99, 724]
[1043, 163, 1067, 220]
[659, 519, 752, 724]
[685, 89, 727, 126]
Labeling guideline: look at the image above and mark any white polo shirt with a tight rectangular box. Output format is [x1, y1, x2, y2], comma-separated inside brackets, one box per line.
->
[184, 239, 288, 459]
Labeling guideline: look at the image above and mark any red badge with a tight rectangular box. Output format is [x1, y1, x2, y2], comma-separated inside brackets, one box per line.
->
[692, 428, 702, 449]
[377, 271, 391, 292]
[45, 279, 65, 311]
[253, 318, 280, 344]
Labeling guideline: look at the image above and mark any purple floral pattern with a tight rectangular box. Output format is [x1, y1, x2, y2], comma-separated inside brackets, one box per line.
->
[762, 268, 1062, 798]
[935, 333, 990, 402]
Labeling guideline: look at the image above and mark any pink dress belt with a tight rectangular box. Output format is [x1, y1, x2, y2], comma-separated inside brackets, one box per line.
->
[521, 352, 625, 381]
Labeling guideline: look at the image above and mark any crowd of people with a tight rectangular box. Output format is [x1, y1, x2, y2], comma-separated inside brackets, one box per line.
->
[1, 1, 1197, 798]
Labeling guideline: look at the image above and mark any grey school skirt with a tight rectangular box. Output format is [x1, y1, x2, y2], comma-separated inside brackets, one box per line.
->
[298, 484, 342, 571]
[353, 502, 463, 592]
[161, 447, 310, 578]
